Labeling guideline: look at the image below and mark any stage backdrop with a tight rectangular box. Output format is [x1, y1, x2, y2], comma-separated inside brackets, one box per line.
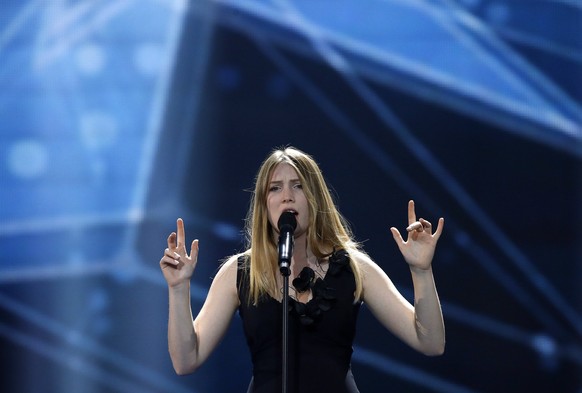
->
[1, 1, 581, 392]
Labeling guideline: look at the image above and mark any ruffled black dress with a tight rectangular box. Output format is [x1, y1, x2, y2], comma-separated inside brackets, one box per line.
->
[237, 250, 361, 393]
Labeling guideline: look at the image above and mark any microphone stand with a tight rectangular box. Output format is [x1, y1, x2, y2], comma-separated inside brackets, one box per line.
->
[278, 231, 293, 393]
[277, 212, 296, 393]
[280, 261, 290, 393]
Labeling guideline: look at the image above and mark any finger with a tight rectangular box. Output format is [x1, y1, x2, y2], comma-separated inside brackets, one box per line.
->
[160, 255, 179, 267]
[432, 217, 445, 240]
[408, 200, 417, 224]
[419, 218, 432, 232]
[177, 218, 186, 248]
[390, 227, 408, 255]
[190, 239, 199, 260]
[390, 227, 404, 244]
[167, 232, 177, 249]
[406, 222, 422, 232]
[164, 248, 181, 259]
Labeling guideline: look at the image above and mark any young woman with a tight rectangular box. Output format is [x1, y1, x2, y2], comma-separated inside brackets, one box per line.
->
[159, 146, 445, 392]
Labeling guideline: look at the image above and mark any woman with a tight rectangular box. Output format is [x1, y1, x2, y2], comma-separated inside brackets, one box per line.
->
[160, 147, 445, 392]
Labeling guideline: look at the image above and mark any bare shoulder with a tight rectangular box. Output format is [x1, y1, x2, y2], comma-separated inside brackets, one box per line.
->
[348, 248, 395, 302]
[214, 253, 243, 281]
[206, 253, 245, 296]
[204, 253, 243, 308]
[348, 248, 380, 273]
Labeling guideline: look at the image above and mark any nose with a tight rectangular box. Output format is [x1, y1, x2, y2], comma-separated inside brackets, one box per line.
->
[282, 186, 294, 203]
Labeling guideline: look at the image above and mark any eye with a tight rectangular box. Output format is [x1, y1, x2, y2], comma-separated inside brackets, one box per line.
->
[293, 183, 303, 189]
[268, 185, 281, 192]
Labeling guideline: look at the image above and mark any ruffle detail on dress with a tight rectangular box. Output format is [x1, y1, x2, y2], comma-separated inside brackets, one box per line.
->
[290, 249, 349, 326]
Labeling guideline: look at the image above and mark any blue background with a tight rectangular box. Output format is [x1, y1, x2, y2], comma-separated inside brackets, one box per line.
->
[1, 0, 581, 392]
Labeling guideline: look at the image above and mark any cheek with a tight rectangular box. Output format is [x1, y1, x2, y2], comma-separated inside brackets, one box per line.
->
[298, 204, 310, 230]
[300, 215, 309, 231]
[266, 198, 277, 225]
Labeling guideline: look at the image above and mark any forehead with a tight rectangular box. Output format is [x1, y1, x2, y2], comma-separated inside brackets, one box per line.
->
[269, 162, 299, 181]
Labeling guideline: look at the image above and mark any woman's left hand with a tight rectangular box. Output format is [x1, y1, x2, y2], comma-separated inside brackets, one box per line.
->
[390, 200, 444, 270]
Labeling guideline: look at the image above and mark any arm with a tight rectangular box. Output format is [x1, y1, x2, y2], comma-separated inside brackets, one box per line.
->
[359, 200, 445, 356]
[160, 219, 239, 374]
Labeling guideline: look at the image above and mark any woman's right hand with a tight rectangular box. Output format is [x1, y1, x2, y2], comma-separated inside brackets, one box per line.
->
[160, 218, 199, 288]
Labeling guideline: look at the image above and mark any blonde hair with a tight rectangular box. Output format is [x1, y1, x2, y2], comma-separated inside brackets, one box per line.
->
[242, 146, 363, 305]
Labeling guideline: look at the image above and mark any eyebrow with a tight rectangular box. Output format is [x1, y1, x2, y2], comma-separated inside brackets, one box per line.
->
[269, 178, 300, 185]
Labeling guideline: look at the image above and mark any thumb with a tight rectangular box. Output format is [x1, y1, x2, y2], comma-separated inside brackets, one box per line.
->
[390, 227, 404, 244]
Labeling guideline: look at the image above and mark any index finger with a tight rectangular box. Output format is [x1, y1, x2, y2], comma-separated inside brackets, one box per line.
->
[177, 218, 186, 247]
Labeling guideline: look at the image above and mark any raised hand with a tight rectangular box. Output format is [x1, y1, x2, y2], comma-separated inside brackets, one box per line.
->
[390, 200, 444, 271]
[159, 218, 199, 287]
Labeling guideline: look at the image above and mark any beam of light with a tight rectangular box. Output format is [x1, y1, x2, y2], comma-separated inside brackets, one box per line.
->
[121, 0, 216, 264]
[0, 321, 172, 393]
[398, 287, 582, 367]
[33, 0, 136, 70]
[492, 25, 582, 64]
[436, 0, 582, 124]
[134, 263, 210, 302]
[353, 346, 480, 393]
[542, 0, 582, 11]
[0, 211, 141, 236]
[0, 260, 124, 283]
[0, 0, 39, 59]
[0, 293, 195, 393]
[213, 0, 581, 147]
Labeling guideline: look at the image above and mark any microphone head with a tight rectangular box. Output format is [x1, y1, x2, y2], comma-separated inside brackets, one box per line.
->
[277, 211, 297, 233]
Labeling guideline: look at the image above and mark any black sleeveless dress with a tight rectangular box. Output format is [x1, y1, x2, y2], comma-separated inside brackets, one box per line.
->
[237, 250, 361, 393]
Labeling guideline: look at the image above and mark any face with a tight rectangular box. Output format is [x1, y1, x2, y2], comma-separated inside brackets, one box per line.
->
[266, 163, 310, 237]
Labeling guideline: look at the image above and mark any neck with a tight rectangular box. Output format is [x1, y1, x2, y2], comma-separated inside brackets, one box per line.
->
[290, 233, 312, 273]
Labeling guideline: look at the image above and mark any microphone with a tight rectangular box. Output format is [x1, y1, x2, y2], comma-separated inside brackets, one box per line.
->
[277, 211, 297, 276]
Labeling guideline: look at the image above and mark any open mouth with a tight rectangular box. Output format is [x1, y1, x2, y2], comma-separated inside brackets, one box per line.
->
[284, 209, 298, 215]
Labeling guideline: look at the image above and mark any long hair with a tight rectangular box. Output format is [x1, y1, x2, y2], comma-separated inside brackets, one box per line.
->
[242, 146, 363, 305]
